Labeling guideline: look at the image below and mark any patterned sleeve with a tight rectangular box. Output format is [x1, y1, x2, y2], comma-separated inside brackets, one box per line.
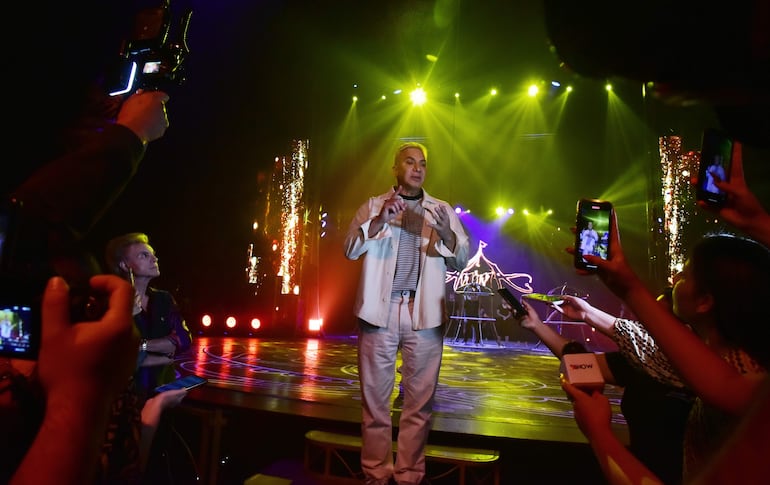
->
[612, 318, 686, 388]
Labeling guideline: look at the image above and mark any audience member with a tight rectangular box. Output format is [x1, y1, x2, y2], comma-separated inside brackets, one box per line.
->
[7, 275, 139, 485]
[1, 82, 171, 484]
[103, 232, 193, 482]
[689, 374, 770, 485]
[562, 163, 770, 483]
[344, 142, 470, 485]
[519, 293, 694, 484]
[2, 3, 175, 483]
[105, 232, 192, 400]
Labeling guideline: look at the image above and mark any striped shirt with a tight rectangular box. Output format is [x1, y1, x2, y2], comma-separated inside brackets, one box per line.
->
[392, 199, 423, 292]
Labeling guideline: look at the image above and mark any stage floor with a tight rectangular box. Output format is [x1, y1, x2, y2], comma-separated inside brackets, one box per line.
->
[171, 334, 627, 484]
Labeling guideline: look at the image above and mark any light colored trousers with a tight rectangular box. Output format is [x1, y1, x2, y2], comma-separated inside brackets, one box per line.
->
[358, 291, 444, 485]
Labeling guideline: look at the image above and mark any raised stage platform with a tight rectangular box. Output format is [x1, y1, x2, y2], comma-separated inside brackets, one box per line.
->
[166, 333, 626, 484]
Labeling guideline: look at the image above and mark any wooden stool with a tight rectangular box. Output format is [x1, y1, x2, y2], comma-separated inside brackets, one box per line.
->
[304, 430, 500, 485]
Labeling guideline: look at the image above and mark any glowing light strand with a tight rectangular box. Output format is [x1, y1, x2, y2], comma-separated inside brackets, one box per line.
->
[658, 136, 694, 283]
[277, 140, 309, 295]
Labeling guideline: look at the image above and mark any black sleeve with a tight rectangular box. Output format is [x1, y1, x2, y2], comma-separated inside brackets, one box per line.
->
[604, 351, 635, 387]
[11, 124, 146, 239]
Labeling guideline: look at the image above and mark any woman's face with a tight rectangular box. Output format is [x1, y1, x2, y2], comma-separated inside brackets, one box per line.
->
[672, 261, 699, 320]
[671, 259, 715, 335]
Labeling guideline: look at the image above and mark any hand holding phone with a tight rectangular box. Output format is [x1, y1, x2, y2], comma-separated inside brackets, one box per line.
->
[497, 287, 527, 318]
[574, 199, 613, 272]
[697, 128, 733, 208]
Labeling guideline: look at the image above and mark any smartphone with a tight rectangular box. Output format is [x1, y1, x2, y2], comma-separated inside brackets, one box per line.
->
[154, 374, 208, 393]
[497, 287, 527, 318]
[696, 128, 733, 207]
[0, 198, 41, 359]
[0, 304, 40, 359]
[574, 199, 612, 272]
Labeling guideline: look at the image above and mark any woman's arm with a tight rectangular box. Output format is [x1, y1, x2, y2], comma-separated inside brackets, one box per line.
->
[583, 212, 761, 414]
[562, 377, 663, 485]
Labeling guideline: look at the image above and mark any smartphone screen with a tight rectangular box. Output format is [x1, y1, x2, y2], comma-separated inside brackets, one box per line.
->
[574, 199, 612, 271]
[697, 128, 733, 207]
[0, 304, 40, 359]
[497, 287, 527, 318]
[154, 374, 208, 393]
[0, 199, 42, 359]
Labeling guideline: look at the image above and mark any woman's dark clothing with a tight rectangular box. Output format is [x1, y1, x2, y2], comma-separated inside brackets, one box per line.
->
[605, 351, 695, 485]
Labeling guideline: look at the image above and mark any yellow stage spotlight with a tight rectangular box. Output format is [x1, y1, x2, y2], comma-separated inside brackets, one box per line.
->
[410, 87, 427, 106]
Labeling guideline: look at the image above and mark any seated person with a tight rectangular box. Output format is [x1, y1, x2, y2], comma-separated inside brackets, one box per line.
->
[103, 232, 193, 482]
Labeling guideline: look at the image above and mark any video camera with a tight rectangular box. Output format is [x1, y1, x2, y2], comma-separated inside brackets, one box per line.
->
[106, 0, 192, 96]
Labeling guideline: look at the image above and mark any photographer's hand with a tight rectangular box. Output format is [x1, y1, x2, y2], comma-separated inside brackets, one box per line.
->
[12, 275, 139, 485]
[116, 90, 170, 144]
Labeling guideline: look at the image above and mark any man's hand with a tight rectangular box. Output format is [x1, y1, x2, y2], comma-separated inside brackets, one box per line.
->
[377, 186, 407, 225]
[428, 205, 453, 240]
[37, 275, 139, 401]
[116, 90, 170, 144]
